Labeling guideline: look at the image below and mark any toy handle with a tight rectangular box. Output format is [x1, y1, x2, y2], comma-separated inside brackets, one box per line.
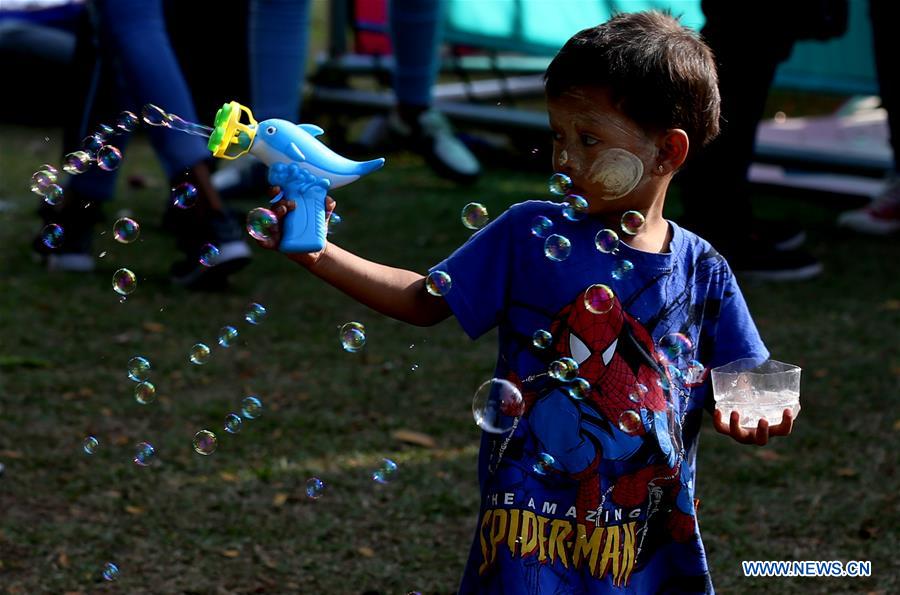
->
[279, 184, 327, 253]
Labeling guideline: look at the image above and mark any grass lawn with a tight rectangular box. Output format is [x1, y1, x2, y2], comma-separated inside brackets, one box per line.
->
[0, 121, 897, 594]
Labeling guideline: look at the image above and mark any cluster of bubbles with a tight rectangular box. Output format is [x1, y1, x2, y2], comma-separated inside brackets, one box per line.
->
[425, 270, 452, 297]
[193, 395, 263, 456]
[339, 321, 366, 353]
[472, 378, 524, 434]
[549, 357, 579, 382]
[461, 202, 489, 230]
[127, 356, 156, 405]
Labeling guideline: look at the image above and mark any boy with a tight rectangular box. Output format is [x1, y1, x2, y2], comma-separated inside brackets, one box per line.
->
[261, 11, 795, 593]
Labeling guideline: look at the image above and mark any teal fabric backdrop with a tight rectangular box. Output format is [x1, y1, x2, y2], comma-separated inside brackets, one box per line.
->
[444, 0, 876, 94]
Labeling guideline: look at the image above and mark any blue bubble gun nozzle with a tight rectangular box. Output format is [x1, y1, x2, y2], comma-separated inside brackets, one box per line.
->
[208, 101, 384, 252]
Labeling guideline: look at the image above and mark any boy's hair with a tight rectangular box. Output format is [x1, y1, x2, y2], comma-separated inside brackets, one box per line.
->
[544, 11, 720, 151]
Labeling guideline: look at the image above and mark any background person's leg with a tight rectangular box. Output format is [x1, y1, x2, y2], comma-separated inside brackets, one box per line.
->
[387, 0, 481, 184]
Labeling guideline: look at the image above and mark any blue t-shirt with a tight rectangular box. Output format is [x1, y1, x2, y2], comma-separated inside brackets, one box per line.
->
[431, 201, 768, 594]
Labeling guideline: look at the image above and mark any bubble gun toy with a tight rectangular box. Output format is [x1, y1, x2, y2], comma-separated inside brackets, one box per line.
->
[207, 101, 385, 252]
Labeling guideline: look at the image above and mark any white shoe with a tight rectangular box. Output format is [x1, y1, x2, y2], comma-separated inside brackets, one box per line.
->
[837, 178, 900, 235]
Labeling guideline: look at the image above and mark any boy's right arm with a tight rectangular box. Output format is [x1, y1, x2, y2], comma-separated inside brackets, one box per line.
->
[265, 198, 453, 328]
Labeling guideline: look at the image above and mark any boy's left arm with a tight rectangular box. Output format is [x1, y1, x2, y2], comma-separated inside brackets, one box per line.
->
[711, 408, 796, 446]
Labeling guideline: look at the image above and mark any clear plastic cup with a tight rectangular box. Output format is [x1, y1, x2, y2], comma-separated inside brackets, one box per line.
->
[711, 358, 801, 429]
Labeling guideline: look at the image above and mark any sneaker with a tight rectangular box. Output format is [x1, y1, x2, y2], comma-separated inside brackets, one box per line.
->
[748, 219, 806, 251]
[170, 209, 252, 290]
[724, 241, 823, 282]
[388, 108, 481, 184]
[837, 178, 900, 235]
[210, 159, 269, 200]
[32, 190, 102, 272]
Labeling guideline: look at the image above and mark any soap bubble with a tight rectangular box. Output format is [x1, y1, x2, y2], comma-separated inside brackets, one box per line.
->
[372, 458, 398, 484]
[112, 268, 137, 295]
[189, 343, 211, 365]
[618, 410, 642, 434]
[567, 377, 591, 400]
[530, 215, 553, 238]
[425, 270, 452, 296]
[339, 321, 366, 352]
[102, 562, 119, 581]
[532, 329, 552, 349]
[306, 477, 326, 499]
[620, 210, 645, 235]
[198, 243, 219, 267]
[241, 396, 263, 419]
[39, 163, 58, 176]
[95, 123, 116, 140]
[583, 284, 615, 315]
[594, 229, 619, 254]
[31, 169, 57, 195]
[562, 195, 588, 221]
[244, 303, 267, 324]
[224, 413, 243, 434]
[549, 357, 579, 382]
[83, 435, 99, 455]
[246, 207, 279, 242]
[141, 103, 170, 127]
[548, 172, 573, 196]
[81, 134, 103, 158]
[133, 442, 156, 466]
[461, 202, 489, 230]
[472, 378, 524, 433]
[127, 356, 151, 382]
[684, 360, 707, 385]
[113, 217, 140, 243]
[134, 381, 156, 405]
[116, 110, 139, 132]
[40, 224, 64, 249]
[611, 259, 634, 280]
[628, 383, 648, 403]
[658, 332, 692, 361]
[171, 182, 198, 209]
[532, 452, 556, 476]
[327, 212, 342, 235]
[544, 234, 571, 262]
[63, 151, 91, 175]
[43, 184, 64, 206]
[218, 325, 238, 347]
[97, 145, 122, 171]
[193, 430, 217, 455]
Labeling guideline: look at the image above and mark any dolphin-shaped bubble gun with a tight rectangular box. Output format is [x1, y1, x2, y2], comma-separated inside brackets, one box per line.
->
[207, 101, 385, 253]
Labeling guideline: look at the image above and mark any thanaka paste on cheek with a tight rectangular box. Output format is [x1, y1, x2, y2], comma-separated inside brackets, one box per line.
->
[588, 148, 645, 200]
[558, 149, 568, 167]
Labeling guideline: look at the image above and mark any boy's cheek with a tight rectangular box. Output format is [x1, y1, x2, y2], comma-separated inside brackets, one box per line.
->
[587, 148, 646, 201]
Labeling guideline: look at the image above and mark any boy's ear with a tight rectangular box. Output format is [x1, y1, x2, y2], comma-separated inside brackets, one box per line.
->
[655, 129, 689, 174]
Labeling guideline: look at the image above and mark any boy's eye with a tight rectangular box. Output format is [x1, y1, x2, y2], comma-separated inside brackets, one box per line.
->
[550, 131, 562, 142]
[581, 135, 599, 146]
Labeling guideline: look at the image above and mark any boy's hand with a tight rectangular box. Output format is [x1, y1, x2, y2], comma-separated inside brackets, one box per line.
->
[256, 188, 337, 268]
[712, 408, 796, 446]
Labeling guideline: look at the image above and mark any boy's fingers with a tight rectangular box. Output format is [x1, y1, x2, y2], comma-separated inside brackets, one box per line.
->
[768, 409, 795, 436]
[754, 418, 769, 446]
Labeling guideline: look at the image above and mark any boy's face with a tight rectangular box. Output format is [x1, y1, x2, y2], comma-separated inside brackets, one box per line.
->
[547, 87, 660, 214]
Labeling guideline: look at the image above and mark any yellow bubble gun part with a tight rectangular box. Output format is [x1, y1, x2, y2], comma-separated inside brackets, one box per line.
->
[207, 101, 257, 160]
[207, 100, 385, 253]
